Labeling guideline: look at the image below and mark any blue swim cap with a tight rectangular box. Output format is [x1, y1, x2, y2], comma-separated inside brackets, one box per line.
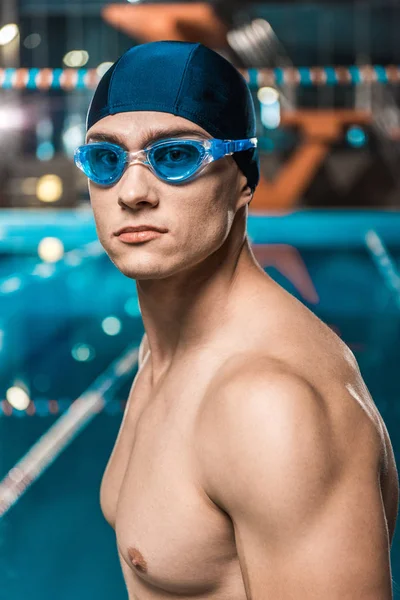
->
[86, 41, 260, 192]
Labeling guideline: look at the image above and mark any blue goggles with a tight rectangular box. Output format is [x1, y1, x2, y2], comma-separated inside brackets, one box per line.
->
[74, 136, 258, 186]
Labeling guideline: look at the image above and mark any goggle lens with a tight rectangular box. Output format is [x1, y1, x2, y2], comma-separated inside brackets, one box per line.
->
[82, 144, 122, 184]
[150, 142, 204, 181]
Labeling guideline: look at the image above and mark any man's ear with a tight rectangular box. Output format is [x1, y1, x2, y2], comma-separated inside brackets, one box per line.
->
[236, 177, 253, 210]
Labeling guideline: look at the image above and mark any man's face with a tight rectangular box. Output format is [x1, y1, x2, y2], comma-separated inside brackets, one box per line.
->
[86, 111, 250, 280]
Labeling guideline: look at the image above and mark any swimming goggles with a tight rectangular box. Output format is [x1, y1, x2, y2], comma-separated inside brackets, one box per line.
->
[74, 136, 258, 186]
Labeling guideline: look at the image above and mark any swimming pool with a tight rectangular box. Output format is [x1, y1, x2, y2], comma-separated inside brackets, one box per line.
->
[1, 209, 399, 599]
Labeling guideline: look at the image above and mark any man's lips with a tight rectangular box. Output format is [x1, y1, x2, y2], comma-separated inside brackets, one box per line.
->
[114, 225, 168, 236]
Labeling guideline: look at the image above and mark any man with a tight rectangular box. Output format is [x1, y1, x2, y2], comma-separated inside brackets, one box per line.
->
[75, 41, 399, 599]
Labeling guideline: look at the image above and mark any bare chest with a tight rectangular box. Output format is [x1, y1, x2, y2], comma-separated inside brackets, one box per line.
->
[101, 368, 245, 597]
[99, 337, 398, 597]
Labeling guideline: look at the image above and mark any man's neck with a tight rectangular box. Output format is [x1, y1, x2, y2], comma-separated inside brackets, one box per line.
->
[136, 236, 263, 381]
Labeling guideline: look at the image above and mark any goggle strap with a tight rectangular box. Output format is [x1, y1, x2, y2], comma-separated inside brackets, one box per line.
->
[211, 138, 257, 159]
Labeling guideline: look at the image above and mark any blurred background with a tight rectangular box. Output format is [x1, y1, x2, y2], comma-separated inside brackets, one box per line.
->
[0, 0, 400, 598]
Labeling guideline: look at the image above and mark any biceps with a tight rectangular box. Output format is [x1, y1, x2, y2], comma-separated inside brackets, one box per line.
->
[234, 488, 392, 599]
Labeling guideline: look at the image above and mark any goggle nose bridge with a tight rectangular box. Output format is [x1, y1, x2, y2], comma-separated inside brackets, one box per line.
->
[125, 148, 149, 165]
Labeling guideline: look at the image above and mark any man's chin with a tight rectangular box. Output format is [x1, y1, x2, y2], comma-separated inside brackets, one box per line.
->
[110, 258, 173, 281]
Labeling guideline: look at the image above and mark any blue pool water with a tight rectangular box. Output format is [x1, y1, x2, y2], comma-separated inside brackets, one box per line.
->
[1, 210, 399, 599]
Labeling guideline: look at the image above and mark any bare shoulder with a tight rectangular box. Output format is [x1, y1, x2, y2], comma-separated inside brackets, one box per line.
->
[198, 353, 330, 450]
[197, 349, 381, 474]
[196, 349, 398, 544]
[196, 354, 328, 490]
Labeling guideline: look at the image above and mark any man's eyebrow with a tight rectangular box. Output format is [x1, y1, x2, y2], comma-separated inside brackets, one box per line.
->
[85, 127, 210, 147]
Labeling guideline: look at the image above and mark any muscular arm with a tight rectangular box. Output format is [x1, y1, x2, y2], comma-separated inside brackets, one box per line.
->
[198, 364, 393, 599]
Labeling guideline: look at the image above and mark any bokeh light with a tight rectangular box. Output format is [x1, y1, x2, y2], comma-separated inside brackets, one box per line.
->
[96, 62, 113, 77]
[36, 175, 63, 203]
[36, 141, 55, 161]
[0, 107, 25, 130]
[346, 126, 368, 148]
[261, 103, 281, 130]
[0, 24, 19, 46]
[102, 316, 122, 336]
[257, 86, 280, 105]
[23, 33, 41, 49]
[71, 343, 96, 362]
[6, 386, 30, 411]
[0, 277, 22, 294]
[38, 237, 65, 263]
[62, 122, 85, 157]
[63, 50, 89, 67]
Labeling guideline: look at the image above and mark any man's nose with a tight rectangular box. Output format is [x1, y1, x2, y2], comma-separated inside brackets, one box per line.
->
[117, 161, 159, 209]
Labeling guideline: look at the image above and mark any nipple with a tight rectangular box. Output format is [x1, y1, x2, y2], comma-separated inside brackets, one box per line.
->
[128, 547, 148, 573]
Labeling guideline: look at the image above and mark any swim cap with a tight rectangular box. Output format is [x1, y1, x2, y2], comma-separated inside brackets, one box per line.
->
[86, 41, 260, 192]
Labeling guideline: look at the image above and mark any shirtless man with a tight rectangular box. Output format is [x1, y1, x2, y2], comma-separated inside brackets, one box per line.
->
[75, 41, 399, 599]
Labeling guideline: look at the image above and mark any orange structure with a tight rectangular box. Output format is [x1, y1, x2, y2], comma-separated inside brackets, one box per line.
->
[102, 2, 228, 47]
[251, 110, 372, 211]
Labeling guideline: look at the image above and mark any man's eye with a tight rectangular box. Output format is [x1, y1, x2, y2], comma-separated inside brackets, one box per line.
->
[99, 150, 118, 164]
[155, 144, 196, 163]
[165, 149, 186, 161]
